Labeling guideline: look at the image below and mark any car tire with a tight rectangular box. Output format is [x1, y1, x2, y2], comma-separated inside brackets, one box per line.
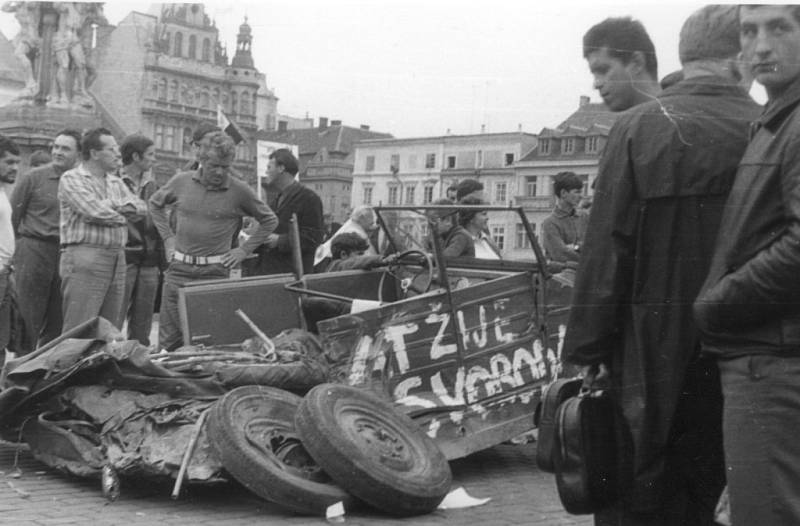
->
[295, 383, 452, 516]
[206, 385, 353, 515]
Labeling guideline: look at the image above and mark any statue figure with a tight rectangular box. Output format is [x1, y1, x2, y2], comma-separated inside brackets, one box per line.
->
[2, 1, 42, 98]
[49, 2, 102, 108]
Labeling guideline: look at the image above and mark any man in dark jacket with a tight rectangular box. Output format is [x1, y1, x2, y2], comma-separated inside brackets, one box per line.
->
[248, 148, 323, 276]
[565, 6, 761, 525]
[694, 6, 800, 526]
[119, 134, 162, 346]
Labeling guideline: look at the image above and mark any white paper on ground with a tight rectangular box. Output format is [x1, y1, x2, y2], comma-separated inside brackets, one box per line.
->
[437, 486, 491, 509]
[350, 299, 382, 313]
[326, 501, 345, 522]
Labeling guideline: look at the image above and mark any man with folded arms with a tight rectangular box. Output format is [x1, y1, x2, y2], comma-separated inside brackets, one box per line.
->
[59, 128, 147, 332]
[149, 132, 277, 351]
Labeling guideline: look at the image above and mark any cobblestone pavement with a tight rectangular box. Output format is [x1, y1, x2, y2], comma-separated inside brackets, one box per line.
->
[0, 440, 592, 526]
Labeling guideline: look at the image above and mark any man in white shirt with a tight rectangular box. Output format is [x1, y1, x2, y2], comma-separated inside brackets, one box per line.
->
[0, 135, 21, 360]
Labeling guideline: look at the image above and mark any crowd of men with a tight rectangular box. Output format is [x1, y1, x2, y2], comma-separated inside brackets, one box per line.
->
[540, 5, 800, 526]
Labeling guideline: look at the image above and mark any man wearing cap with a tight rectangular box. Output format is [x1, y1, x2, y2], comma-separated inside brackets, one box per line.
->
[183, 122, 220, 171]
[565, 6, 761, 524]
[694, 6, 800, 525]
[149, 132, 277, 351]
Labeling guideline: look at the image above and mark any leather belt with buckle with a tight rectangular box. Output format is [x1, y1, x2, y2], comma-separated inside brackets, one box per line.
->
[173, 250, 225, 265]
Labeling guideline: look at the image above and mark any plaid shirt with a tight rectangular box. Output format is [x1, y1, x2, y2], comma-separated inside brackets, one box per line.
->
[58, 163, 147, 247]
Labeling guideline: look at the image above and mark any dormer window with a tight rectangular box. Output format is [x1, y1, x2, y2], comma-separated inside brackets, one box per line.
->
[586, 136, 600, 153]
[539, 139, 550, 155]
[562, 138, 575, 154]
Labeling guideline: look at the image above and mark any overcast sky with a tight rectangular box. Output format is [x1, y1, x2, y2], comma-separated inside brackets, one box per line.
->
[1, 1, 757, 138]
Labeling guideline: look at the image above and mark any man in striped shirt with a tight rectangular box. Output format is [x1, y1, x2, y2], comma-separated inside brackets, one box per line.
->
[58, 128, 147, 332]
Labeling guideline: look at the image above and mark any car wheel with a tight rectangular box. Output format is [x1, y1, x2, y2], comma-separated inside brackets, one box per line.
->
[295, 383, 452, 516]
[206, 385, 353, 515]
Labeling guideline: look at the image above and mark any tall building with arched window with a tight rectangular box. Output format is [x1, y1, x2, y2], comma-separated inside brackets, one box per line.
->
[88, 4, 279, 186]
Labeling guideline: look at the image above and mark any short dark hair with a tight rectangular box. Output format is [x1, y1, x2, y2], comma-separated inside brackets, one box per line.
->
[269, 148, 299, 176]
[29, 149, 51, 167]
[553, 172, 584, 198]
[120, 134, 155, 165]
[54, 129, 82, 152]
[81, 127, 114, 160]
[583, 17, 658, 79]
[456, 179, 484, 202]
[458, 195, 486, 227]
[330, 232, 368, 260]
[739, 5, 800, 26]
[0, 134, 20, 159]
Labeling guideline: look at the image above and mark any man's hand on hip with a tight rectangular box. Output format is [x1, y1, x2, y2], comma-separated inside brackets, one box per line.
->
[222, 248, 248, 268]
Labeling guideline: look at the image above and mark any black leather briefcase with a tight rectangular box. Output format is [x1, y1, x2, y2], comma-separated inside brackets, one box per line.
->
[535, 377, 582, 472]
[553, 389, 618, 515]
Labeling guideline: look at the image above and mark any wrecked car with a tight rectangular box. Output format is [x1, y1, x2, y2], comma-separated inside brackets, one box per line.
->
[0, 204, 573, 516]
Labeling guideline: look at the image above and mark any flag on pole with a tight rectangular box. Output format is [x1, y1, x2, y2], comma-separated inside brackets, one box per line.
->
[217, 104, 245, 144]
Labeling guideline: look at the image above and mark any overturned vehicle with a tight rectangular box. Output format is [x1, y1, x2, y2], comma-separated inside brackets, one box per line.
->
[0, 205, 574, 516]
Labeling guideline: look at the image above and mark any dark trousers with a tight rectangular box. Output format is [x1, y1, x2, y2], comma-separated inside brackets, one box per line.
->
[718, 354, 800, 526]
[14, 236, 62, 352]
[595, 357, 725, 526]
[122, 262, 159, 346]
[158, 261, 228, 351]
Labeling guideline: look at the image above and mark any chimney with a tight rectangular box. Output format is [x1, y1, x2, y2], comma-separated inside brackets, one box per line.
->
[360, 124, 370, 131]
[331, 119, 342, 126]
[319, 117, 328, 129]
[579, 95, 590, 107]
[278, 120, 288, 132]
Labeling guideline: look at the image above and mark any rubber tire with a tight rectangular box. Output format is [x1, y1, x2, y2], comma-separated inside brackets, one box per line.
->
[295, 383, 452, 516]
[206, 385, 353, 515]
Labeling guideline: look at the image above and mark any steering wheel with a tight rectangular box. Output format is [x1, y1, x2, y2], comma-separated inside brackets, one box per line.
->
[379, 250, 435, 302]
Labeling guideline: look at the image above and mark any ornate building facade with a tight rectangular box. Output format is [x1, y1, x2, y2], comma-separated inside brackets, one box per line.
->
[90, 3, 278, 185]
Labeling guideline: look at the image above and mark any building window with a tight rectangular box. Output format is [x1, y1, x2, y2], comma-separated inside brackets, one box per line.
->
[202, 38, 210, 62]
[158, 78, 167, 100]
[365, 155, 375, 172]
[425, 153, 436, 169]
[165, 126, 175, 151]
[476, 150, 483, 168]
[505, 153, 515, 166]
[390, 154, 400, 171]
[515, 223, 531, 249]
[240, 91, 249, 114]
[252, 93, 257, 115]
[213, 88, 220, 106]
[405, 186, 415, 204]
[363, 186, 373, 205]
[526, 176, 537, 197]
[495, 182, 507, 203]
[169, 80, 178, 102]
[447, 155, 456, 169]
[200, 89, 209, 108]
[388, 185, 399, 205]
[539, 139, 550, 155]
[182, 127, 192, 154]
[174, 32, 183, 57]
[491, 226, 505, 251]
[423, 185, 434, 204]
[586, 136, 599, 153]
[154, 124, 163, 149]
[562, 138, 575, 154]
[188, 35, 197, 59]
[231, 92, 238, 114]
[314, 183, 323, 192]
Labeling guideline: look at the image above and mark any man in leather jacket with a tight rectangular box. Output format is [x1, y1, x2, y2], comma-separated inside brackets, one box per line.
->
[566, 6, 761, 524]
[694, 6, 800, 525]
